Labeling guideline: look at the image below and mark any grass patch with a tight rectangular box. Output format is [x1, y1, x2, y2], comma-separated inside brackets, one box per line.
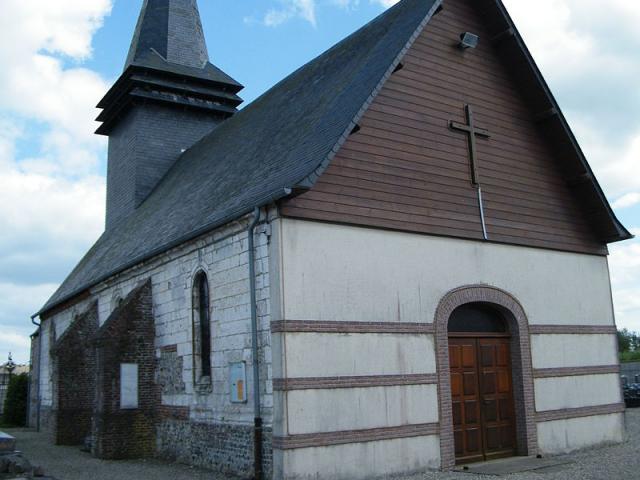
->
[621, 350, 640, 363]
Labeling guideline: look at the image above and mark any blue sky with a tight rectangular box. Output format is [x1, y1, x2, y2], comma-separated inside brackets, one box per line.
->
[0, 0, 639, 363]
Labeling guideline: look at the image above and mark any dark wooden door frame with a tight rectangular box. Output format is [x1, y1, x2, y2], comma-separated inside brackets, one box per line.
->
[434, 285, 538, 470]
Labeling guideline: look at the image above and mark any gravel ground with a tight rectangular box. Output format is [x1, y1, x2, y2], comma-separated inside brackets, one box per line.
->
[3, 429, 239, 480]
[392, 408, 640, 480]
[5, 409, 640, 479]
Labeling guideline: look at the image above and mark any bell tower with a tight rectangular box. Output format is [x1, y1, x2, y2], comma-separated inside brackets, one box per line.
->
[97, 0, 243, 229]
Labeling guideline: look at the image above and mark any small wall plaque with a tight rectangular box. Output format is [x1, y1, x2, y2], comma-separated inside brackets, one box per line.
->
[120, 363, 139, 409]
[229, 362, 247, 403]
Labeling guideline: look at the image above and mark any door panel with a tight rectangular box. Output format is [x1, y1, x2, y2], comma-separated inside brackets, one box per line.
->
[449, 339, 484, 463]
[478, 338, 517, 460]
[449, 336, 517, 464]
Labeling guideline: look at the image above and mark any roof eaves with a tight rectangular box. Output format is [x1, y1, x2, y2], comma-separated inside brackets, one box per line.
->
[494, 0, 632, 243]
[34, 186, 295, 319]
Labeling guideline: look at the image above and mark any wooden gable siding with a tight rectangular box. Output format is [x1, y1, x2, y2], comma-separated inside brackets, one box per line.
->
[280, 0, 606, 255]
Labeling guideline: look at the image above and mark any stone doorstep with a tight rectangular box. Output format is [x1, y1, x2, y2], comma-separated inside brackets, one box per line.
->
[0, 433, 16, 454]
[455, 456, 574, 476]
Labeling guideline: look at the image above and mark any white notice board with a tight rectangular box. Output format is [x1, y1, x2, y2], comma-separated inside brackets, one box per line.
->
[120, 363, 139, 409]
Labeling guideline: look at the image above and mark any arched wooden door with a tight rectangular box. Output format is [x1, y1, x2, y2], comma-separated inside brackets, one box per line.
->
[448, 303, 517, 464]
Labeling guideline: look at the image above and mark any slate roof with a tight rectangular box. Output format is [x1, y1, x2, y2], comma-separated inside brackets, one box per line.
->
[39, 0, 443, 315]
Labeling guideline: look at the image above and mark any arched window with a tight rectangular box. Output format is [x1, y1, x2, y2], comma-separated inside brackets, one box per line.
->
[448, 302, 508, 334]
[192, 271, 212, 381]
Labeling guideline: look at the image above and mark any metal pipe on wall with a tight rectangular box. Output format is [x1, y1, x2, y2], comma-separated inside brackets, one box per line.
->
[247, 206, 263, 480]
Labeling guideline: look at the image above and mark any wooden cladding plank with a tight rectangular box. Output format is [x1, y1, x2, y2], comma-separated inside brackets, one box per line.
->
[281, 206, 486, 241]
[337, 141, 589, 220]
[368, 91, 565, 162]
[280, 0, 604, 255]
[305, 183, 596, 242]
[287, 197, 483, 234]
[332, 138, 582, 213]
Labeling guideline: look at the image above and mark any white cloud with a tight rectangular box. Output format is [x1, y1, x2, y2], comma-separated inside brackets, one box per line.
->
[331, 0, 360, 9]
[264, 0, 317, 27]
[0, 332, 31, 351]
[613, 193, 640, 210]
[503, 0, 640, 199]
[257, 0, 400, 28]
[0, 0, 112, 361]
[0, 0, 111, 60]
[568, 122, 640, 198]
[0, 282, 60, 363]
[0, 0, 112, 145]
[372, 0, 399, 7]
[0, 159, 105, 255]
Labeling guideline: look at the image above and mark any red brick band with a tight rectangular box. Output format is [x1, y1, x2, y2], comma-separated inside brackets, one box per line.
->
[273, 374, 438, 391]
[273, 423, 439, 450]
[271, 320, 434, 334]
[536, 403, 625, 423]
[160, 344, 178, 353]
[533, 365, 620, 378]
[529, 325, 617, 335]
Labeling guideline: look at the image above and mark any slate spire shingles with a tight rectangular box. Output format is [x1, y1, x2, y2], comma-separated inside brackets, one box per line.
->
[125, 0, 210, 71]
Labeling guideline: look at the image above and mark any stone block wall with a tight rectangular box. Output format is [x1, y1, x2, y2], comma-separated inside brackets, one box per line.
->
[157, 417, 273, 478]
[34, 212, 275, 477]
[50, 302, 98, 446]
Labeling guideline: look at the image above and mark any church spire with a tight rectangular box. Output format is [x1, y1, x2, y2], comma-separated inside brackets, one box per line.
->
[96, 0, 244, 230]
[125, 0, 209, 71]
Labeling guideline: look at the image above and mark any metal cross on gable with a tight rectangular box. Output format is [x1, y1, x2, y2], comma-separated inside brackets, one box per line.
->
[449, 104, 490, 186]
[449, 104, 491, 240]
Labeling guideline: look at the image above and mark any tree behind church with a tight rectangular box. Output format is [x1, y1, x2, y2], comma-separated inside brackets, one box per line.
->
[618, 329, 640, 363]
[1, 373, 28, 427]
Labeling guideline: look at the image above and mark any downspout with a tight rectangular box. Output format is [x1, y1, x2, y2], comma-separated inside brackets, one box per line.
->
[30, 314, 41, 431]
[248, 207, 263, 480]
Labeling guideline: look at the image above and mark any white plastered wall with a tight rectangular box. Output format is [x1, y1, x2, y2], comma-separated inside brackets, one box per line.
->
[537, 414, 624, 454]
[273, 219, 621, 479]
[531, 334, 618, 369]
[281, 435, 441, 480]
[279, 219, 614, 326]
[534, 374, 621, 411]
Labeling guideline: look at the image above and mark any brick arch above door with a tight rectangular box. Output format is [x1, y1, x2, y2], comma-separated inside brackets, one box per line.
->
[434, 285, 537, 470]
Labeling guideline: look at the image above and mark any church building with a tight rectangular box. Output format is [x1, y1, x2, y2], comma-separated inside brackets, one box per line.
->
[30, 0, 632, 478]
